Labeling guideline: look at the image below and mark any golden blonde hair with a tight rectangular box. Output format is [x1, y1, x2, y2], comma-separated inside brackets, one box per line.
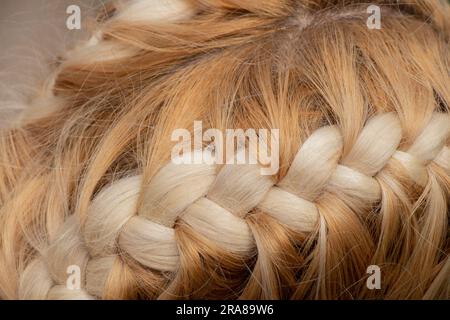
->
[0, 0, 449, 300]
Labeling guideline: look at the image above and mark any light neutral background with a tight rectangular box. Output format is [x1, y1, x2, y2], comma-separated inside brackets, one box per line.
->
[0, 0, 105, 126]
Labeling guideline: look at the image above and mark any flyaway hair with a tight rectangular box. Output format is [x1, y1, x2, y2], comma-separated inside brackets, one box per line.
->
[0, 0, 449, 299]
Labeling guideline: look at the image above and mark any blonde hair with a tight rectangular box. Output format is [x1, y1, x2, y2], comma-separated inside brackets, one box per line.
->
[0, 0, 449, 300]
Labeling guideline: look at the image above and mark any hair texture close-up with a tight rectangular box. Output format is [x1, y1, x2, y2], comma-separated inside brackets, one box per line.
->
[0, 0, 449, 300]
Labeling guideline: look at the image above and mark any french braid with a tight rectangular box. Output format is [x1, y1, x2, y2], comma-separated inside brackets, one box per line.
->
[1, 0, 449, 299]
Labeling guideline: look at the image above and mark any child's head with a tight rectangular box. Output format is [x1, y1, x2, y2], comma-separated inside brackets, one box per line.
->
[1, 0, 449, 299]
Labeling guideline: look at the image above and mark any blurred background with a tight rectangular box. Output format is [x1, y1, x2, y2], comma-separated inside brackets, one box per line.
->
[0, 0, 105, 126]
